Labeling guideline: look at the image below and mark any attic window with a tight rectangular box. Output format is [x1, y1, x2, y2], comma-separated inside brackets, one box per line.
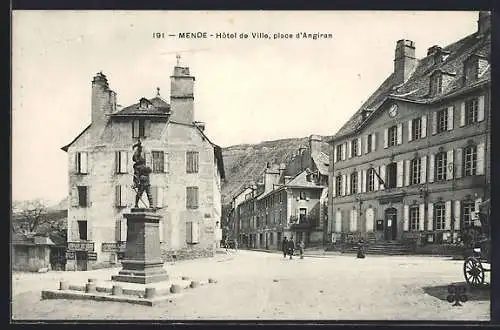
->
[139, 98, 152, 110]
[430, 72, 443, 95]
[464, 58, 479, 85]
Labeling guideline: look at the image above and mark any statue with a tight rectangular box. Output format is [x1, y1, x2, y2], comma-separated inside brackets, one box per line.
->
[132, 139, 153, 208]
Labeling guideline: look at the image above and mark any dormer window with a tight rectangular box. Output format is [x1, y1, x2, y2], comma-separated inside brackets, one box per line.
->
[139, 98, 152, 110]
[430, 72, 443, 95]
[464, 57, 479, 85]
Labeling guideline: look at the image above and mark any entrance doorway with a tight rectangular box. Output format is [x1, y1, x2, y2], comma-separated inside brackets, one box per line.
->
[75, 251, 88, 271]
[384, 208, 398, 241]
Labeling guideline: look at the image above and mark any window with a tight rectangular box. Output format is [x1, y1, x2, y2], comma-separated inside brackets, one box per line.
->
[186, 186, 199, 209]
[350, 172, 358, 194]
[366, 169, 375, 192]
[186, 151, 199, 173]
[410, 158, 421, 185]
[152, 151, 164, 173]
[279, 193, 283, 203]
[434, 203, 445, 230]
[409, 206, 419, 231]
[77, 220, 88, 240]
[388, 126, 397, 147]
[367, 134, 373, 152]
[186, 221, 199, 244]
[300, 191, 307, 200]
[336, 145, 342, 162]
[351, 140, 358, 157]
[76, 152, 88, 174]
[435, 152, 447, 181]
[299, 208, 307, 223]
[411, 118, 422, 141]
[464, 145, 477, 176]
[386, 163, 397, 188]
[335, 176, 342, 196]
[437, 109, 448, 133]
[431, 73, 443, 95]
[463, 201, 476, 227]
[115, 151, 128, 174]
[115, 185, 127, 207]
[78, 186, 88, 207]
[465, 98, 479, 125]
[132, 119, 148, 138]
[464, 59, 479, 85]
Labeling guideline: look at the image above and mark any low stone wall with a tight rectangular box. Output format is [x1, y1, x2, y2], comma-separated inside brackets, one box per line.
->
[161, 247, 215, 262]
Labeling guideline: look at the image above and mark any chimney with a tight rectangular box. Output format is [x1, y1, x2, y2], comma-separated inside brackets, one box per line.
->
[309, 135, 322, 155]
[170, 55, 195, 124]
[478, 11, 491, 35]
[394, 39, 417, 85]
[91, 72, 113, 124]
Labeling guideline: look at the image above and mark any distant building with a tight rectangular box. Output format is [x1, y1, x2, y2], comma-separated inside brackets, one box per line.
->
[235, 135, 329, 249]
[327, 12, 490, 251]
[61, 60, 225, 270]
[12, 233, 55, 272]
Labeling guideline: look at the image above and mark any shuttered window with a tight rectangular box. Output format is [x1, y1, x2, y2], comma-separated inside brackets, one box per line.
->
[186, 186, 199, 209]
[132, 119, 150, 138]
[388, 126, 397, 147]
[465, 98, 479, 125]
[366, 169, 375, 192]
[115, 185, 127, 207]
[186, 221, 200, 243]
[411, 117, 422, 141]
[350, 172, 358, 194]
[351, 139, 358, 158]
[435, 152, 447, 181]
[463, 201, 476, 227]
[335, 145, 342, 161]
[437, 109, 448, 133]
[152, 151, 164, 173]
[410, 158, 421, 185]
[434, 203, 446, 230]
[75, 152, 88, 174]
[115, 151, 128, 174]
[409, 206, 419, 231]
[77, 186, 89, 207]
[464, 145, 477, 176]
[186, 151, 199, 173]
[77, 220, 88, 240]
[335, 175, 342, 197]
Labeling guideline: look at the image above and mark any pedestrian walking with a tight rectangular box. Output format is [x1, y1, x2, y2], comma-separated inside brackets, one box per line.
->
[287, 236, 295, 259]
[299, 240, 305, 259]
[224, 238, 228, 252]
[281, 236, 288, 258]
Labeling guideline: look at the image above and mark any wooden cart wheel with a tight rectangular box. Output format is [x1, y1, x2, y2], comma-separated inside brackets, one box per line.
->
[464, 257, 485, 287]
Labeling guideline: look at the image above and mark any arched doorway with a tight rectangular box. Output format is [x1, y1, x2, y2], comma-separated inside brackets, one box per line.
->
[384, 208, 398, 241]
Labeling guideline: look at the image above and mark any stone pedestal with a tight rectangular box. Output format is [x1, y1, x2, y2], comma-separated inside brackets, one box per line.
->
[112, 208, 169, 284]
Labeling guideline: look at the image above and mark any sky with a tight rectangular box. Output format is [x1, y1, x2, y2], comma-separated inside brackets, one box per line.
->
[12, 10, 479, 205]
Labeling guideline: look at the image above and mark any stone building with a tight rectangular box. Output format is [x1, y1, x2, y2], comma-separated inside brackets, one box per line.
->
[61, 60, 225, 270]
[236, 135, 329, 249]
[327, 12, 490, 251]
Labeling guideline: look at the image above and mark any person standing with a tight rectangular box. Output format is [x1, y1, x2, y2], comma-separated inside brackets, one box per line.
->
[281, 236, 288, 258]
[234, 240, 238, 252]
[287, 236, 295, 259]
[299, 240, 305, 259]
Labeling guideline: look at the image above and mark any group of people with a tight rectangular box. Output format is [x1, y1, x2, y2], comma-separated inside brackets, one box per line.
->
[281, 236, 305, 259]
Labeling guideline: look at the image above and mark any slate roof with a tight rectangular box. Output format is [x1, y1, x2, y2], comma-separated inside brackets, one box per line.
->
[332, 29, 490, 141]
[311, 151, 329, 176]
[111, 96, 171, 117]
[286, 170, 326, 189]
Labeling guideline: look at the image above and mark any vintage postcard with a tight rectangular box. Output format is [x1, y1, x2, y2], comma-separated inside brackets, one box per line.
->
[11, 10, 491, 321]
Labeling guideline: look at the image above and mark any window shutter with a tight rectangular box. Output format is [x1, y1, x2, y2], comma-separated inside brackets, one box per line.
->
[420, 156, 427, 183]
[348, 141, 352, 159]
[156, 187, 164, 208]
[454, 201, 461, 231]
[80, 152, 88, 174]
[186, 222, 193, 243]
[428, 154, 435, 183]
[403, 205, 409, 231]
[132, 120, 140, 138]
[144, 120, 151, 137]
[120, 185, 127, 207]
[335, 211, 342, 233]
[341, 143, 346, 161]
[71, 187, 79, 207]
[332, 177, 336, 197]
[121, 219, 127, 242]
[357, 171, 362, 193]
[397, 123, 403, 145]
[192, 222, 200, 243]
[341, 174, 346, 196]
[333, 146, 337, 164]
[356, 138, 362, 156]
[163, 152, 169, 173]
[384, 128, 389, 148]
[115, 185, 121, 206]
[351, 210, 357, 231]
[447, 106, 454, 131]
[432, 112, 437, 135]
[371, 133, 376, 152]
[455, 148, 463, 179]
[87, 221, 93, 241]
[364, 135, 369, 154]
[115, 151, 120, 173]
[346, 173, 351, 195]
[474, 198, 482, 225]
[478, 95, 485, 122]
[419, 204, 425, 231]
[445, 201, 452, 230]
[120, 151, 128, 173]
[145, 152, 152, 167]
[361, 170, 367, 193]
[379, 165, 386, 190]
[408, 119, 413, 141]
[396, 161, 404, 188]
[115, 219, 122, 242]
[374, 168, 379, 191]
[446, 150, 454, 180]
[70, 220, 79, 241]
[86, 186, 91, 207]
[421, 115, 427, 138]
[427, 203, 434, 231]
[404, 160, 410, 186]
[477, 143, 485, 175]
[159, 220, 163, 243]
[460, 102, 466, 127]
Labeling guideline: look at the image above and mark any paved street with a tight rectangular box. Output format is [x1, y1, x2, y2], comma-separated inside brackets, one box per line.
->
[12, 251, 489, 321]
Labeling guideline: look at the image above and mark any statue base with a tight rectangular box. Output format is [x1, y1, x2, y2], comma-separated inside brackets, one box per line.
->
[112, 208, 169, 284]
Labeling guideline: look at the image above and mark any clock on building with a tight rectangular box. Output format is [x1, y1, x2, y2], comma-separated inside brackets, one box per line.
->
[389, 104, 398, 117]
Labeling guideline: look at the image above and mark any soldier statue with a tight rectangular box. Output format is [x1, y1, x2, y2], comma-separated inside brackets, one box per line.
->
[132, 139, 153, 208]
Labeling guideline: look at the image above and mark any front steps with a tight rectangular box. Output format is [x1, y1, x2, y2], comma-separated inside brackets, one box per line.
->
[343, 240, 414, 255]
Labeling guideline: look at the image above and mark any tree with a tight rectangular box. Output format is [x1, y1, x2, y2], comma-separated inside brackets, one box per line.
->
[12, 199, 62, 236]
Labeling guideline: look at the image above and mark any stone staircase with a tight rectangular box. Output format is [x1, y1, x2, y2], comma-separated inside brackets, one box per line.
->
[343, 240, 415, 255]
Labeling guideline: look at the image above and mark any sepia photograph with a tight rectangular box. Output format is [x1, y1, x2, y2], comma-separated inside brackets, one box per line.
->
[11, 10, 491, 321]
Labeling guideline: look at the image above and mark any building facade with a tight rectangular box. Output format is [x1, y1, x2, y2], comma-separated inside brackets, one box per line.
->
[62, 62, 225, 270]
[327, 12, 490, 250]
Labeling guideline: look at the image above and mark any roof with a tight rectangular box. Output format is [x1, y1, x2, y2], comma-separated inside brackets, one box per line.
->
[331, 29, 490, 142]
[12, 232, 55, 246]
[285, 170, 326, 189]
[61, 124, 91, 152]
[111, 96, 171, 117]
[311, 151, 329, 175]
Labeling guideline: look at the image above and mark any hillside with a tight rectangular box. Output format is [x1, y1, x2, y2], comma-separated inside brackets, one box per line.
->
[221, 136, 330, 205]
